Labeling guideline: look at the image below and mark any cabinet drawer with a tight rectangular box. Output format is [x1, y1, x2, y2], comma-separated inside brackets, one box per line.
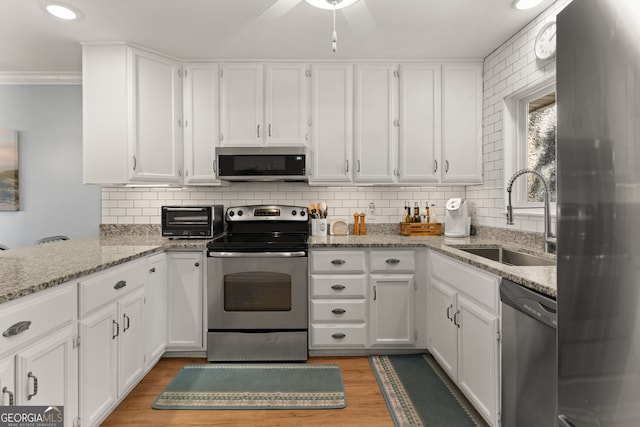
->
[79, 259, 146, 317]
[0, 283, 75, 356]
[370, 251, 415, 273]
[310, 275, 366, 298]
[310, 324, 367, 347]
[310, 251, 366, 274]
[311, 300, 366, 322]
[430, 251, 499, 312]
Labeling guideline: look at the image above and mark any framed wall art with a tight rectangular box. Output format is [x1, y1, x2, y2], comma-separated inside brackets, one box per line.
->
[0, 129, 19, 211]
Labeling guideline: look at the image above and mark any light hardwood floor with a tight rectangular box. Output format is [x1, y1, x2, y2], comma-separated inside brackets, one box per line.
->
[101, 356, 394, 427]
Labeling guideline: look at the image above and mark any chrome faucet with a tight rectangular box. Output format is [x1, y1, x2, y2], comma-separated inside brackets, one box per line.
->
[506, 169, 557, 253]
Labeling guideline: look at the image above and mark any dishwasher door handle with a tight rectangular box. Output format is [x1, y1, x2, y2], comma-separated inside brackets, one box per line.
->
[558, 415, 576, 427]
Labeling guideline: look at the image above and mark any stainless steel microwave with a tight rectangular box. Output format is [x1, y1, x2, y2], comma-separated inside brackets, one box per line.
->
[161, 205, 223, 239]
[216, 147, 307, 181]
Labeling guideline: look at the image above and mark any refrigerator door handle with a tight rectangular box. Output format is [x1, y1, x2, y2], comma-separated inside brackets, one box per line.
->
[558, 415, 576, 427]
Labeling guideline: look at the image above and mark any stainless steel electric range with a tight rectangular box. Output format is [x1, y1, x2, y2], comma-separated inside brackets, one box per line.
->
[206, 205, 309, 361]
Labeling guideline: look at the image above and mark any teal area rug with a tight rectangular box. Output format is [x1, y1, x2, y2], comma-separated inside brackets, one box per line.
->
[152, 363, 346, 410]
[370, 354, 488, 427]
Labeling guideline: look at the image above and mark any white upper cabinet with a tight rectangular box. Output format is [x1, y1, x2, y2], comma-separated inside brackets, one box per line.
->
[398, 63, 441, 183]
[309, 64, 354, 184]
[353, 64, 397, 183]
[83, 43, 183, 185]
[182, 64, 224, 184]
[265, 63, 310, 146]
[441, 63, 483, 184]
[220, 63, 309, 147]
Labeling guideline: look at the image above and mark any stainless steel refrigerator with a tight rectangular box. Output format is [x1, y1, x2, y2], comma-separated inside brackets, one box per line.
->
[557, 1, 640, 425]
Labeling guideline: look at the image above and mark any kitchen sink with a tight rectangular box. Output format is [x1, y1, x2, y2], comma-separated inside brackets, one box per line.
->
[456, 247, 556, 267]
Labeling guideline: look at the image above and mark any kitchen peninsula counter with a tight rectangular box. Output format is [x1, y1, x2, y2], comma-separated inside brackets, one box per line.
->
[0, 236, 207, 305]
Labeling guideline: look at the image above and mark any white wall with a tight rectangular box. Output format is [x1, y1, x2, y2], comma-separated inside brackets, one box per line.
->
[101, 184, 464, 225]
[466, 0, 571, 233]
[0, 85, 101, 248]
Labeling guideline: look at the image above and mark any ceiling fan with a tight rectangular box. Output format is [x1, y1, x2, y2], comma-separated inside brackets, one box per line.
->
[256, 0, 376, 50]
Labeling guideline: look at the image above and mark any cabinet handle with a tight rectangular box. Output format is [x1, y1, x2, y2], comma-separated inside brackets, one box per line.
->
[434, 159, 438, 173]
[331, 333, 346, 339]
[257, 124, 261, 138]
[195, 262, 200, 267]
[305, 133, 309, 141]
[446, 305, 453, 320]
[373, 285, 377, 301]
[149, 267, 156, 273]
[357, 160, 361, 173]
[345, 160, 349, 173]
[331, 308, 346, 315]
[2, 386, 14, 406]
[385, 258, 400, 264]
[445, 160, 450, 173]
[133, 155, 137, 170]
[123, 314, 130, 333]
[3, 320, 32, 337]
[331, 284, 346, 290]
[213, 159, 217, 174]
[112, 320, 120, 339]
[453, 310, 460, 328]
[114, 280, 127, 290]
[331, 259, 345, 265]
[27, 372, 38, 401]
[268, 123, 272, 137]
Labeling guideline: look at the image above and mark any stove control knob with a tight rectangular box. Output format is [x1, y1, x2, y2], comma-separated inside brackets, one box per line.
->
[228, 210, 235, 217]
[300, 211, 306, 217]
[237, 210, 243, 216]
[291, 210, 297, 216]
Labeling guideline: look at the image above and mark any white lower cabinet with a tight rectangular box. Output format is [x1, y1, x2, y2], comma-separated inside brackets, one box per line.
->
[0, 282, 78, 427]
[428, 250, 500, 427]
[166, 251, 204, 351]
[145, 253, 168, 365]
[78, 259, 147, 427]
[309, 249, 418, 350]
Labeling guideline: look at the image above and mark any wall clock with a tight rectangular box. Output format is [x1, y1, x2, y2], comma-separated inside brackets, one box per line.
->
[535, 21, 557, 60]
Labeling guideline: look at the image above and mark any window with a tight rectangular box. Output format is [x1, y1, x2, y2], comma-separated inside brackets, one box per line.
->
[505, 77, 557, 212]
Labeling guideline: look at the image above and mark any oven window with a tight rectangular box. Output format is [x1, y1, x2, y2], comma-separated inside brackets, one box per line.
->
[223, 272, 292, 311]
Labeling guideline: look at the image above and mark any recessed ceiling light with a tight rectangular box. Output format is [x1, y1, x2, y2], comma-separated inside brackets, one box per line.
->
[305, 0, 360, 11]
[512, 0, 543, 10]
[46, 4, 78, 20]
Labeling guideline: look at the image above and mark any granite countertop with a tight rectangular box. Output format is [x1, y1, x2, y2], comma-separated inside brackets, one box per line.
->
[0, 236, 208, 305]
[309, 234, 557, 298]
[0, 231, 556, 306]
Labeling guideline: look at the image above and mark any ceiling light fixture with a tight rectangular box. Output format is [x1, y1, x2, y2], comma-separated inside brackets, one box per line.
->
[305, 0, 360, 53]
[45, 4, 78, 20]
[512, 0, 544, 10]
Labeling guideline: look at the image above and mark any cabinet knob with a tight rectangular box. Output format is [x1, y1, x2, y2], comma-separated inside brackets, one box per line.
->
[149, 267, 156, 273]
[331, 308, 346, 315]
[331, 259, 345, 265]
[195, 262, 200, 267]
[331, 333, 346, 339]
[331, 284, 346, 291]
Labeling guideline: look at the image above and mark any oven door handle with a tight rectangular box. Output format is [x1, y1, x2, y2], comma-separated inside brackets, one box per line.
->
[208, 251, 307, 258]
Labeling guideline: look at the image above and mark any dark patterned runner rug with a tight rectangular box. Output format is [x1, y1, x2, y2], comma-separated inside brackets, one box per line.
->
[152, 363, 346, 410]
[369, 354, 488, 426]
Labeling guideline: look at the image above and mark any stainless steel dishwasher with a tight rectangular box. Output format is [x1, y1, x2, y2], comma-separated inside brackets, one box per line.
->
[500, 278, 557, 427]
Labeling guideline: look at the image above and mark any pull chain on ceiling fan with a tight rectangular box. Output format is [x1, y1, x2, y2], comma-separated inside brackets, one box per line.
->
[331, 1, 338, 52]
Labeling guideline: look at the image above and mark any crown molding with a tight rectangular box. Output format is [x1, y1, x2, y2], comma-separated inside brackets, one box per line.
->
[0, 72, 81, 84]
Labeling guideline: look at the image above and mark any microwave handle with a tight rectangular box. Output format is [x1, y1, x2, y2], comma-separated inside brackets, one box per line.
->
[165, 207, 207, 212]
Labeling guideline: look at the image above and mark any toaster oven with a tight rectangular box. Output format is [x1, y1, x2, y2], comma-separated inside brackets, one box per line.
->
[161, 205, 223, 239]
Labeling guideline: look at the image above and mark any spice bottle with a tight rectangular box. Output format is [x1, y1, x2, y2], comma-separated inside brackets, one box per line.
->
[353, 212, 360, 235]
[425, 203, 431, 223]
